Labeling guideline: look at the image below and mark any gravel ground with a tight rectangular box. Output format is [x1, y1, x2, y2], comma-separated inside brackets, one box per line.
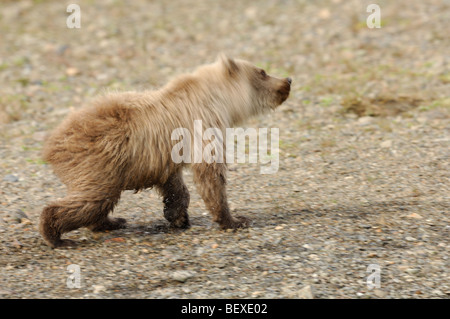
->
[0, 0, 449, 299]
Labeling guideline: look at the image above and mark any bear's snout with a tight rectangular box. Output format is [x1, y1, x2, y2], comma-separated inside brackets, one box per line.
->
[275, 78, 291, 105]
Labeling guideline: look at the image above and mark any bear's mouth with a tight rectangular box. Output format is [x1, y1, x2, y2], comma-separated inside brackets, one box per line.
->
[276, 82, 291, 104]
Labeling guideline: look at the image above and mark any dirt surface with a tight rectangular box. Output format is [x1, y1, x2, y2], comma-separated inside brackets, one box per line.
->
[0, 0, 449, 299]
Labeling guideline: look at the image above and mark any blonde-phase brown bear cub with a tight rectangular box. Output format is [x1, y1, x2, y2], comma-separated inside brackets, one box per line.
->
[40, 55, 291, 248]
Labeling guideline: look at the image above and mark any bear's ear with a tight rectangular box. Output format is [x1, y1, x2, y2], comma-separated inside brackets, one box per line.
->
[218, 53, 238, 76]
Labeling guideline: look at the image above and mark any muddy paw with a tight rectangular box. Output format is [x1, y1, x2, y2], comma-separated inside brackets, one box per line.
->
[169, 216, 191, 229]
[220, 215, 251, 230]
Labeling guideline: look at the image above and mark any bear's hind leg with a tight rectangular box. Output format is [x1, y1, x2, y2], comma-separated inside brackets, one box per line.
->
[88, 216, 127, 232]
[40, 193, 122, 248]
[85, 193, 126, 231]
[40, 203, 79, 248]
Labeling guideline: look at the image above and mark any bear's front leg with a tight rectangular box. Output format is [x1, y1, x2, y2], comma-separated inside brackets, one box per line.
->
[192, 163, 250, 229]
[158, 170, 191, 229]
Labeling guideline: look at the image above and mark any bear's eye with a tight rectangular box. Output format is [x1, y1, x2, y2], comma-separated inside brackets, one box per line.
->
[260, 70, 267, 78]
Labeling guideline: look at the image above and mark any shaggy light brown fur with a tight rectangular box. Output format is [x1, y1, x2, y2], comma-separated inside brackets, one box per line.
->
[40, 55, 291, 248]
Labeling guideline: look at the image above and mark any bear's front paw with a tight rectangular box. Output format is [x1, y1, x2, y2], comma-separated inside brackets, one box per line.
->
[220, 215, 251, 230]
[169, 216, 191, 229]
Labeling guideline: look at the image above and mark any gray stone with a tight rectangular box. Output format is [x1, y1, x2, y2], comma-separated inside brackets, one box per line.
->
[3, 175, 18, 182]
[171, 271, 195, 283]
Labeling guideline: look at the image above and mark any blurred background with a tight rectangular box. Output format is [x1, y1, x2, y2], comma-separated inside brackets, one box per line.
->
[0, 0, 448, 125]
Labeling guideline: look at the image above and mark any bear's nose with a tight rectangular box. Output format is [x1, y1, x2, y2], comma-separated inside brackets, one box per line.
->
[286, 77, 292, 85]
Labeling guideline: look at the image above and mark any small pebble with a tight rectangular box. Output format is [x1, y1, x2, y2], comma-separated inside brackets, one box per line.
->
[92, 285, 106, 294]
[171, 271, 195, 283]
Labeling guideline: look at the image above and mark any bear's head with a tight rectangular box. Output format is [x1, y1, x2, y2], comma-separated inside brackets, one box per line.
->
[218, 54, 291, 113]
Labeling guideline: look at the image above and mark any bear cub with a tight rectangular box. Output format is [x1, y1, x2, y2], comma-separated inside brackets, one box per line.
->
[40, 55, 291, 248]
